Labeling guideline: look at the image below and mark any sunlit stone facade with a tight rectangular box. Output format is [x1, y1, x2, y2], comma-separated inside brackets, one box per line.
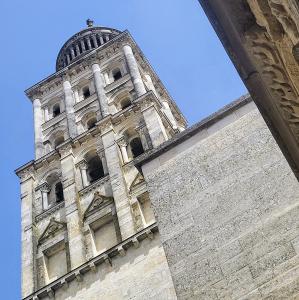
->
[16, 21, 185, 300]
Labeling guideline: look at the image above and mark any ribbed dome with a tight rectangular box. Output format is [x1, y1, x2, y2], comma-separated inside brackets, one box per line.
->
[56, 23, 121, 71]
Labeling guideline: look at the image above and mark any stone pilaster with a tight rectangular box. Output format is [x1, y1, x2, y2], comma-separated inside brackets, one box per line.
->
[101, 121, 135, 239]
[20, 169, 36, 298]
[142, 104, 168, 148]
[33, 97, 44, 159]
[59, 144, 86, 269]
[91, 62, 109, 118]
[62, 77, 77, 138]
[123, 44, 146, 97]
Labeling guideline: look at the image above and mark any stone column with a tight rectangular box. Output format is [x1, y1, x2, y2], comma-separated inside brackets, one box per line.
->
[33, 97, 44, 159]
[92, 35, 98, 48]
[39, 182, 50, 210]
[91, 62, 109, 117]
[104, 72, 110, 85]
[101, 122, 135, 239]
[73, 87, 80, 103]
[123, 44, 146, 97]
[70, 47, 75, 59]
[44, 106, 49, 122]
[75, 44, 80, 55]
[98, 150, 109, 175]
[80, 40, 86, 51]
[20, 170, 36, 298]
[99, 35, 104, 45]
[78, 160, 89, 188]
[142, 104, 168, 148]
[59, 145, 86, 269]
[86, 38, 92, 50]
[62, 77, 77, 138]
[117, 138, 129, 163]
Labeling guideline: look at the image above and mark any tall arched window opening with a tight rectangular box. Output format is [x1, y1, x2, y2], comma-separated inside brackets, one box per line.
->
[53, 103, 61, 118]
[130, 137, 144, 158]
[83, 86, 91, 99]
[86, 154, 105, 183]
[55, 182, 64, 203]
[112, 68, 122, 81]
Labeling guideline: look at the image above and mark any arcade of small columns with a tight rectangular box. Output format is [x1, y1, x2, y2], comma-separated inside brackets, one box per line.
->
[33, 43, 173, 160]
[60, 32, 113, 68]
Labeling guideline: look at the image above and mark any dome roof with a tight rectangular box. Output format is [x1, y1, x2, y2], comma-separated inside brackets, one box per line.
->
[56, 21, 121, 71]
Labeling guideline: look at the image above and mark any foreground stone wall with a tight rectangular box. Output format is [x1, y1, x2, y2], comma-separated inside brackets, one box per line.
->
[140, 101, 299, 299]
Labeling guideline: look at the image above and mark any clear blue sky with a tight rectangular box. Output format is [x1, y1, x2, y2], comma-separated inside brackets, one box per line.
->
[0, 0, 246, 298]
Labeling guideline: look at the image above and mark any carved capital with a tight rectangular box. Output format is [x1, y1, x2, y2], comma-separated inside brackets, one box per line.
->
[38, 182, 50, 193]
[58, 143, 73, 158]
[116, 136, 127, 147]
[76, 159, 88, 170]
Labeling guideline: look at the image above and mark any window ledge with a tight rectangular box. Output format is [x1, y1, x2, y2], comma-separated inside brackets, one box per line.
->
[35, 202, 65, 223]
[23, 223, 158, 300]
[104, 73, 130, 93]
[42, 112, 66, 131]
[74, 93, 97, 112]
[78, 175, 110, 196]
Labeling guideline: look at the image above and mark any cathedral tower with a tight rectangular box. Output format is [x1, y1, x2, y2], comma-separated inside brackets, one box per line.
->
[16, 21, 186, 299]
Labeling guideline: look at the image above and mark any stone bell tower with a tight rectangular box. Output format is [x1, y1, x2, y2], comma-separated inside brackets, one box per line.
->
[16, 20, 186, 300]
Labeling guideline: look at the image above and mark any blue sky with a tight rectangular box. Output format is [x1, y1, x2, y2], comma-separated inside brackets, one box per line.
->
[0, 0, 246, 298]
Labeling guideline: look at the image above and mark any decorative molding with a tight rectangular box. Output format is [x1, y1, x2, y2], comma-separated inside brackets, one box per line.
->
[83, 191, 113, 220]
[38, 217, 67, 245]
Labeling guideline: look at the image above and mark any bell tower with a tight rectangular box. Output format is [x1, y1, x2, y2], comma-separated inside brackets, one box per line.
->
[16, 21, 186, 299]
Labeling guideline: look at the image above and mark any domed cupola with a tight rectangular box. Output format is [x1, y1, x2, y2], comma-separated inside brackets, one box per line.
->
[56, 19, 121, 71]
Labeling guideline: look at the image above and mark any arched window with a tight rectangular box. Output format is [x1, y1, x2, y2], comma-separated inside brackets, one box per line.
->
[52, 103, 61, 118]
[55, 182, 64, 203]
[83, 86, 91, 99]
[86, 154, 105, 183]
[112, 68, 122, 81]
[87, 117, 97, 130]
[130, 137, 144, 158]
[46, 173, 64, 207]
[121, 98, 131, 110]
[54, 136, 65, 148]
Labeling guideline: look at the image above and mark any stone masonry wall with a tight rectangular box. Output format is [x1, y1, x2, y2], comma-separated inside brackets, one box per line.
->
[51, 236, 177, 300]
[141, 102, 299, 299]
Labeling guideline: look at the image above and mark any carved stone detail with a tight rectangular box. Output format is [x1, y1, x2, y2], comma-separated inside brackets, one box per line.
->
[83, 192, 113, 219]
[38, 217, 67, 245]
